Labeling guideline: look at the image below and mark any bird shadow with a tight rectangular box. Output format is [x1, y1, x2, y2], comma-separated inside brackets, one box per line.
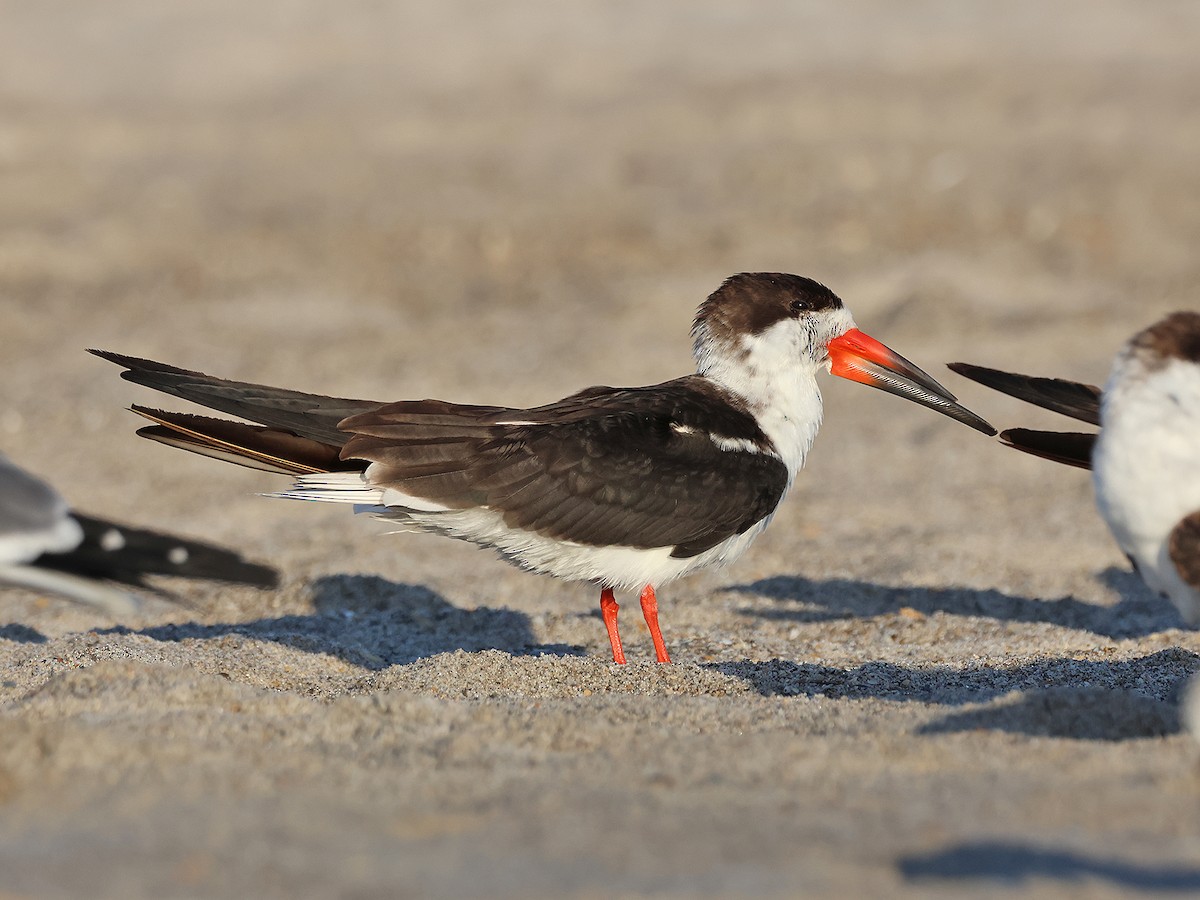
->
[898, 841, 1200, 891]
[0, 623, 48, 644]
[724, 566, 1184, 640]
[103, 574, 581, 670]
[719, 569, 1198, 738]
[713, 650, 1198, 740]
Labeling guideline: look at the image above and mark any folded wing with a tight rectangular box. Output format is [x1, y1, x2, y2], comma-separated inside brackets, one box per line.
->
[342, 378, 790, 558]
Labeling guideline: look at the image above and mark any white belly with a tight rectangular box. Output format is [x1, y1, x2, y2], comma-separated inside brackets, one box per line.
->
[379, 506, 774, 592]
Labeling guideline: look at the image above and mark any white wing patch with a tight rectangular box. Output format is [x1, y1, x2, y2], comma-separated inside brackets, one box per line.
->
[709, 435, 761, 454]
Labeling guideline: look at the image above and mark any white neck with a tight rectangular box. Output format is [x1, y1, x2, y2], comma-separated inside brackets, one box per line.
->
[695, 322, 826, 487]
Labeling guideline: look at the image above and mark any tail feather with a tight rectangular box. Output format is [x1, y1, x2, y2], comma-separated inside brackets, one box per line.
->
[132, 407, 357, 476]
[267, 472, 386, 505]
[90, 349, 386, 445]
[93, 350, 535, 516]
[340, 399, 507, 430]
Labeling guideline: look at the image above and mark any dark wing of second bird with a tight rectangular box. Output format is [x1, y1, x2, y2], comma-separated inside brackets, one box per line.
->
[94, 352, 790, 560]
[946, 362, 1102, 469]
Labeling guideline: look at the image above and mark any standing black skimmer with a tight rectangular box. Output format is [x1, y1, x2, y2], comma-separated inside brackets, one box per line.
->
[94, 273, 993, 662]
[950, 311, 1200, 625]
[0, 452, 277, 615]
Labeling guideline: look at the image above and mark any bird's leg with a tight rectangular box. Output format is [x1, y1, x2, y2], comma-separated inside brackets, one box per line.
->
[600, 587, 627, 665]
[639, 584, 671, 663]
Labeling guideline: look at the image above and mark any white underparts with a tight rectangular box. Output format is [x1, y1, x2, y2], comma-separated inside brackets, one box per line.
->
[274, 468, 771, 589]
[1094, 353, 1200, 623]
[370, 503, 773, 590]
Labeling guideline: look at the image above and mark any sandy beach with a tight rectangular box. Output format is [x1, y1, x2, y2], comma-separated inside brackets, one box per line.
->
[1, 2, 1199, 896]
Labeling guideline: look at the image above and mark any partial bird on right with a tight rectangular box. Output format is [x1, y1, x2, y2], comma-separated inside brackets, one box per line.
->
[949, 311, 1200, 625]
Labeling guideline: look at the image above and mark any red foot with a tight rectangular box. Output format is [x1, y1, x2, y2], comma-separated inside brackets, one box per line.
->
[639, 584, 672, 664]
[600, 587, 627, 665]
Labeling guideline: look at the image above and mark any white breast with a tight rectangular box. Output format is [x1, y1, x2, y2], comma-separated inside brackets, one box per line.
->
[1093, 356, 1200, 622]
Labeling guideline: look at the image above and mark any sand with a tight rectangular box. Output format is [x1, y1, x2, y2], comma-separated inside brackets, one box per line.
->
[1, 2, 1199, 897]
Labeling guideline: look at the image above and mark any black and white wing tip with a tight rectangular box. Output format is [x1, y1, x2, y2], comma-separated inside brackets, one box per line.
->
[38, 513, 280, 590]
[0, 453, 278, 615]
[0, 454, 140, 614]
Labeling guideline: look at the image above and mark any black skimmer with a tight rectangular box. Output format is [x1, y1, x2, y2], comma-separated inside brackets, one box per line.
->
[950, 311, 1200, 625]
[93, 273, 994, 662]
[0, 453, 277, 615]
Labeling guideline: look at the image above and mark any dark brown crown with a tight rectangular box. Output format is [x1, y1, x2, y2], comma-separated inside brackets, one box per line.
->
[1132, 311, 1200, 367]
[692, 273, 843, 348]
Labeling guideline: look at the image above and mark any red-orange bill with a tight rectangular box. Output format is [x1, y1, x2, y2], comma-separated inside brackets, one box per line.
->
[827, 329, 996, 435]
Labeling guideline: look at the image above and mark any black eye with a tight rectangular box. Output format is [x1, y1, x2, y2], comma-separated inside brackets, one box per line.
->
[789, 298, 811, 315]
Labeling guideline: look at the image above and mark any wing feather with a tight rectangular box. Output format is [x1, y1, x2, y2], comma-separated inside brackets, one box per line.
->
[999, 428, 1095, 469]
[948, 362, 1102, 426]
[343, 379, 789, 557]
[90, 349, 386, 445]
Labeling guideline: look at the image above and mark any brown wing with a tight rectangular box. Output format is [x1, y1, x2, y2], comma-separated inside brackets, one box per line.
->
[999, 429, 1095, 470]
[1168, 511, 1200, 592]
[948, 362, 1102, 426]
[341, 380, 789, 558]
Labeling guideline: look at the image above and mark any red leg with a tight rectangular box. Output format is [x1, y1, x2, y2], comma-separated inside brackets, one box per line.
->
[639, 584, 672, 664]
[600, 587, 627, 665]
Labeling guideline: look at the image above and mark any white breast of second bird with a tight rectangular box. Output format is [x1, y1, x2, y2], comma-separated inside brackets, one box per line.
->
[1094, 358, 1200, 618]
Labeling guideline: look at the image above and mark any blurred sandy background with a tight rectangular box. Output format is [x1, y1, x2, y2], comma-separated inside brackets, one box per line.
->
[2, 1, 1199, 896]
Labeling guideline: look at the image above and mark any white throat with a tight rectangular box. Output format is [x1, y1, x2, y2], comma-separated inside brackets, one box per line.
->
[694, 319, 830, 486]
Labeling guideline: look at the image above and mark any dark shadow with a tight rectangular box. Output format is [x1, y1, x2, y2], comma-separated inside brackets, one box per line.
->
[103, 574, 581, 669]
[714, 650, 1198, 703]
[713, 649, 1198, 739]
[0, 623, 48, 644]
[917, 686, 1180, 740]
[1097, 564, 1178, 611]
[725, 568, 1184, 640]
[899, 841, 1200, 890]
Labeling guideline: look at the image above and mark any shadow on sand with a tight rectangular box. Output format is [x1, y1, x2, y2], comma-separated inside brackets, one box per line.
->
[716, 568, 1198, 740]
[87, 570, 1199, 740]
[899, 841, 1200, 891]
[725, 566, 1183, 640]
[713, 651, 1196, 740]
[104, 574, 581, 669]
[0, 622, 47, 644]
